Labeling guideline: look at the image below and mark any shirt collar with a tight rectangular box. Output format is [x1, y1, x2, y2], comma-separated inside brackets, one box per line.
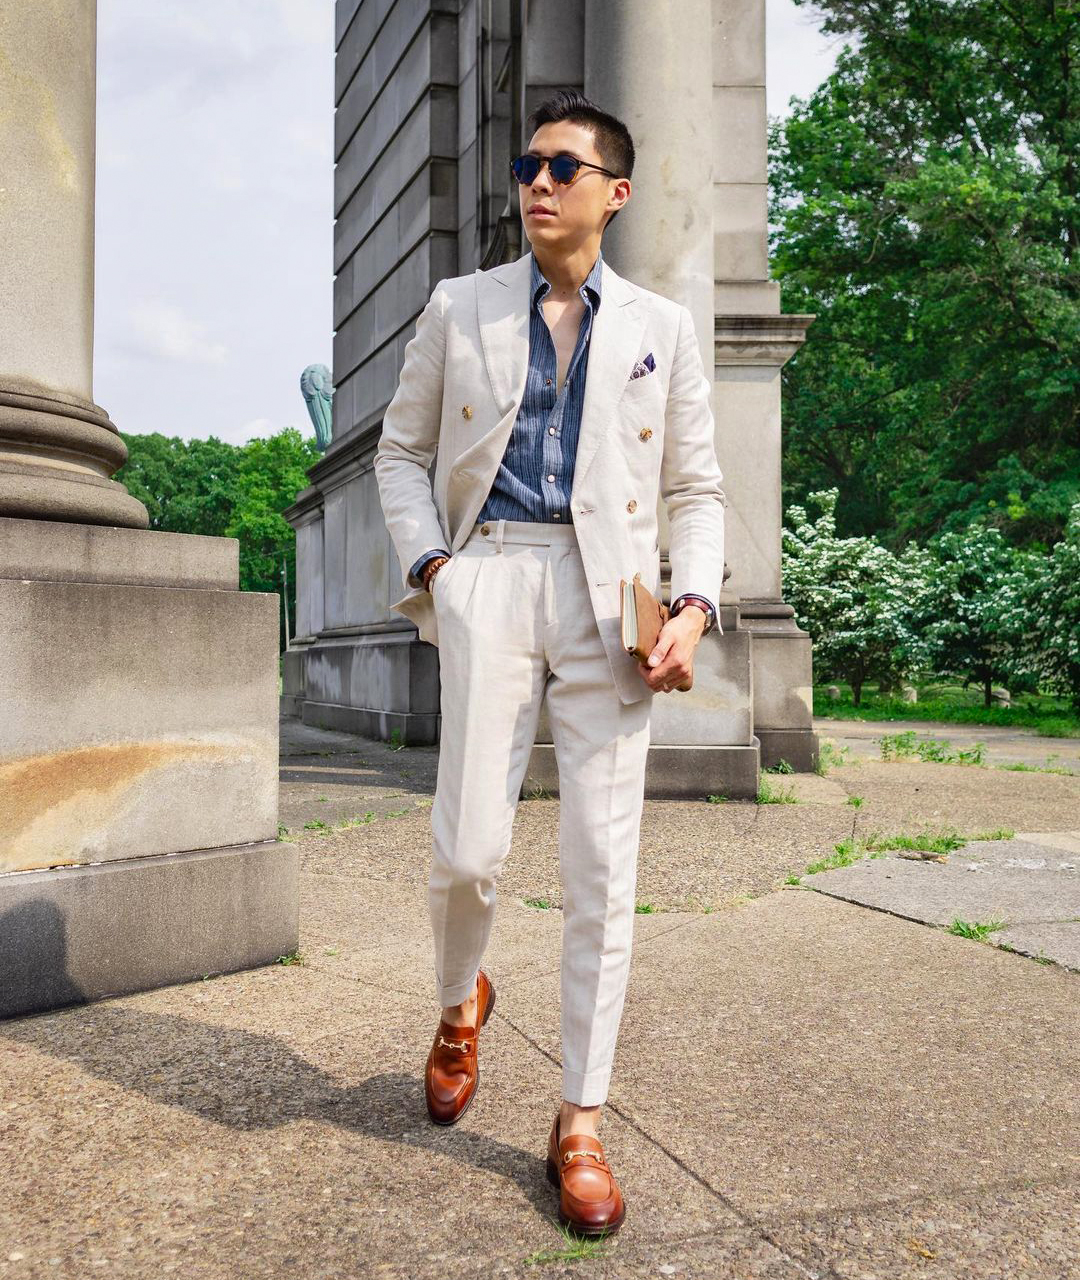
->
[530, 249, 604, 314]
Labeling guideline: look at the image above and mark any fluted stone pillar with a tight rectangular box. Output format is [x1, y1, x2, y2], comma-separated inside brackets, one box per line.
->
[563, 0, 760, 796]
[584, 0, 715, 566]
[0, 1, 147, 528]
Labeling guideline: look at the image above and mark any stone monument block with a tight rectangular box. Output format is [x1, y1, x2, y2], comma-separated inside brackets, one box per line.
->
[0, 517, 298, 1019]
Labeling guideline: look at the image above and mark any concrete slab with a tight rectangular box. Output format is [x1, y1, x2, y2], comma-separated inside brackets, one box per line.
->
[1016, 829, 1080, 856]
[994, 921, 1080, 970]
[800, 839, 1080, 946]
[506, 891, 1080, 1218]
[766, 1178, 1080, 1279]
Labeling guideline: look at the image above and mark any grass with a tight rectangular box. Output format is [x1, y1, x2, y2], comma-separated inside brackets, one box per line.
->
[763, 758, 795, 774]
[523, 1224, 616, 1265]
[791, 827, 984, 881]
[757, 776, 798, 804]
[814, 740, 851, 775]
[814, 682, 1080, 737]
[635, 901, 659, 914]
[878, 730, 988, 766]
[947, 916, 1008, 941]
[524, 896, 555, 910]
[999, 759, 1077, 776]
[275, 949, 305, 966]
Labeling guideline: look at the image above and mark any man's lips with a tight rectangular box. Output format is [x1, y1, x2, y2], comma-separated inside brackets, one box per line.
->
[528, 206, 556, 217]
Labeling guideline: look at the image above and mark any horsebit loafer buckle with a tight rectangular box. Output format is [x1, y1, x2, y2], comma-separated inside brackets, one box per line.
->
[563, 1149, 606, 1165]
[437, 1034, 470, 1052]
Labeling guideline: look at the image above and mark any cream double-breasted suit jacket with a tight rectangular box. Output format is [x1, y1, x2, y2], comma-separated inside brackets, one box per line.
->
[373, 249, 726, 706]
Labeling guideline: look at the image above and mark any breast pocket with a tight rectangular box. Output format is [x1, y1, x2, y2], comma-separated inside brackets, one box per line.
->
[619, 370, 665, 415]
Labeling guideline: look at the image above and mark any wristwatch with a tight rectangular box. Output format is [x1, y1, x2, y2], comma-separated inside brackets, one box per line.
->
[670, 593, 716, 635]
[423, 555, 450, 592]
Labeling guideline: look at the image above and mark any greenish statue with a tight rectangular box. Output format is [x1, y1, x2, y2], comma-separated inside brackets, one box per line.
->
[300, 364, 333, 452]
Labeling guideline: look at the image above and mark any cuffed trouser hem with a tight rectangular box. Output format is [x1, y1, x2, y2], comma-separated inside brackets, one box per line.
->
[562, 1064, 613, 1108]
[435, 969, 479, 1009]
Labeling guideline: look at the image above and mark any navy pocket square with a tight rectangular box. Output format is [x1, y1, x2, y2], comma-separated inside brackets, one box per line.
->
[629, 352, 656, 380]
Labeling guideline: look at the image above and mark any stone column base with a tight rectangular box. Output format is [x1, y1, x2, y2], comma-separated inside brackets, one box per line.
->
[0, 841, 298, 1020]
[286, 631, 442, 746]
[523, 739, 761, 801]
[757, 727, 819, 772]
[0, 379, 149, 529]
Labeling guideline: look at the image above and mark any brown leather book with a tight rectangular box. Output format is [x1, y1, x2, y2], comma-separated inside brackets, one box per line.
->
[619, 573, 693, 692]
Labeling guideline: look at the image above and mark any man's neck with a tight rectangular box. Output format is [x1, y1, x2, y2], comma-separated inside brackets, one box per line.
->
[531, 242, 602, 301]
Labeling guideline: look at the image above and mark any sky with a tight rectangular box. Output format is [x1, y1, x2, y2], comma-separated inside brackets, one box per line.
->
[94, 0, 844, 446]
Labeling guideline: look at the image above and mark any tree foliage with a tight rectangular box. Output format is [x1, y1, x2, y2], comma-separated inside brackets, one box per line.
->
[771, 0, 1080, 550]
[116, 428, 319, 649]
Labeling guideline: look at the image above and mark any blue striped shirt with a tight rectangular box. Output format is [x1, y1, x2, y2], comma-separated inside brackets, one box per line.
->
[406, 250, 714, 630]
[409, 249, 600, 583]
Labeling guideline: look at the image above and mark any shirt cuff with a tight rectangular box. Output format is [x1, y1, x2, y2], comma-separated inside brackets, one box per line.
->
[670, 593, 716, 632]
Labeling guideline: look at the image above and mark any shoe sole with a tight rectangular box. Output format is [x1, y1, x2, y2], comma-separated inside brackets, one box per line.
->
[426, 976, 497, 1126]
[544, 1155, 627, 1236]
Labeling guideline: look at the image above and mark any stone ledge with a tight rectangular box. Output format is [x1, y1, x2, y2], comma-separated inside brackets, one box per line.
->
[0, 840, 299, 1020]
[0, 516, 239, 590]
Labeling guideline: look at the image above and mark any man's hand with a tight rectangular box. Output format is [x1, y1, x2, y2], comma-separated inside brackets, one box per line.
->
[637, 606, 707, 693]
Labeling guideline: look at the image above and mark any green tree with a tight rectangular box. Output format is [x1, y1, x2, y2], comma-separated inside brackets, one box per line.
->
[771, 0, 1080, 549]
[117, 427, 319, 648]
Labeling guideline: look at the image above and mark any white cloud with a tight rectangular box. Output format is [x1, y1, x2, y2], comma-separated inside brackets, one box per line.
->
[127, 301, 228, 366]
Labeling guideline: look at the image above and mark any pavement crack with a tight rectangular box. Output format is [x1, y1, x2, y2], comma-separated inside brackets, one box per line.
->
[492, 1004, 840, 1280]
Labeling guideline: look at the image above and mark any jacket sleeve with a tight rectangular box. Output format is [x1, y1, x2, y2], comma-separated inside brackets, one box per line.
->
[660, 303, 726, 624]
[374, 281, 452, 589]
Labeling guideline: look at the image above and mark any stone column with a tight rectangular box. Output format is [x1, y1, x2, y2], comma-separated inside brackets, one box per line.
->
[0, 1, 148, 528]
[0, 0, 296, 1020]
[584, 0, 715, 433]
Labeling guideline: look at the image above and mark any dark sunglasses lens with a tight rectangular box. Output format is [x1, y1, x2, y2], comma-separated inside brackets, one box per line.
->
[511, 155, 539, 184]
[550, 155, 579, 183]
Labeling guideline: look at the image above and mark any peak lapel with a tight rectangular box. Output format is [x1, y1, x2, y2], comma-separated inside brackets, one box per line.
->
[570, 259, 646, 500]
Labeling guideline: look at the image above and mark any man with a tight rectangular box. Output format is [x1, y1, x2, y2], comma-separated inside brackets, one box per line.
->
[374, 89, 725, 1236]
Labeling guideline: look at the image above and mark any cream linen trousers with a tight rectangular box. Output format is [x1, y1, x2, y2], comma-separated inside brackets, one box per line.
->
[428, 516, 654, 1107]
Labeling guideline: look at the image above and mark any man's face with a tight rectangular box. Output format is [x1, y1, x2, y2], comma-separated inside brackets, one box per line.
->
[518, 121, 628, 248]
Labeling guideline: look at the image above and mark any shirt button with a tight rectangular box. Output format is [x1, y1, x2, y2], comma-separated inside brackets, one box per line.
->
[548, 427, 556, 435]
[546, 378, 552, 385]
[626, 499, 637, 513]
[552, 511, 561, 519]
[639, 427, 652, 440]
[547, 474, 555, 482]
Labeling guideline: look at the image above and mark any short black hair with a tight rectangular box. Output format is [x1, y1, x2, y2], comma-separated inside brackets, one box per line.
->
[525, 89, 634, 228]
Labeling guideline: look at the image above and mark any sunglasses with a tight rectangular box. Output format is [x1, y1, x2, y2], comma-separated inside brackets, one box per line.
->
[509, 152, 621, 186]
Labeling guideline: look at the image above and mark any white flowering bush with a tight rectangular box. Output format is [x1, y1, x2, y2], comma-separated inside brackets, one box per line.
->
[995, 500, 1080, 711]
[782, 490, 1080, 713]
[781, 489, 935, 704]
[918, 524, 1018, 705]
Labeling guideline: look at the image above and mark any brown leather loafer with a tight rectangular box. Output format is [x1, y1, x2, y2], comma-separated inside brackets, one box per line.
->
[424, 968, 496, 1125]
[545, 1109, 626, 1236]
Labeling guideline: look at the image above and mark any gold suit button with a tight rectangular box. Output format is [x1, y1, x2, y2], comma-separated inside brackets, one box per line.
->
[480, 523, 490, 535]
[626, 499, 637, 513]
[638, 427, 652, 440]
[462, 404, 473, 419]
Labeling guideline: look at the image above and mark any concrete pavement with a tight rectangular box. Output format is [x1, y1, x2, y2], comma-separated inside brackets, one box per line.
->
[0, 719, 1077, 1278]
